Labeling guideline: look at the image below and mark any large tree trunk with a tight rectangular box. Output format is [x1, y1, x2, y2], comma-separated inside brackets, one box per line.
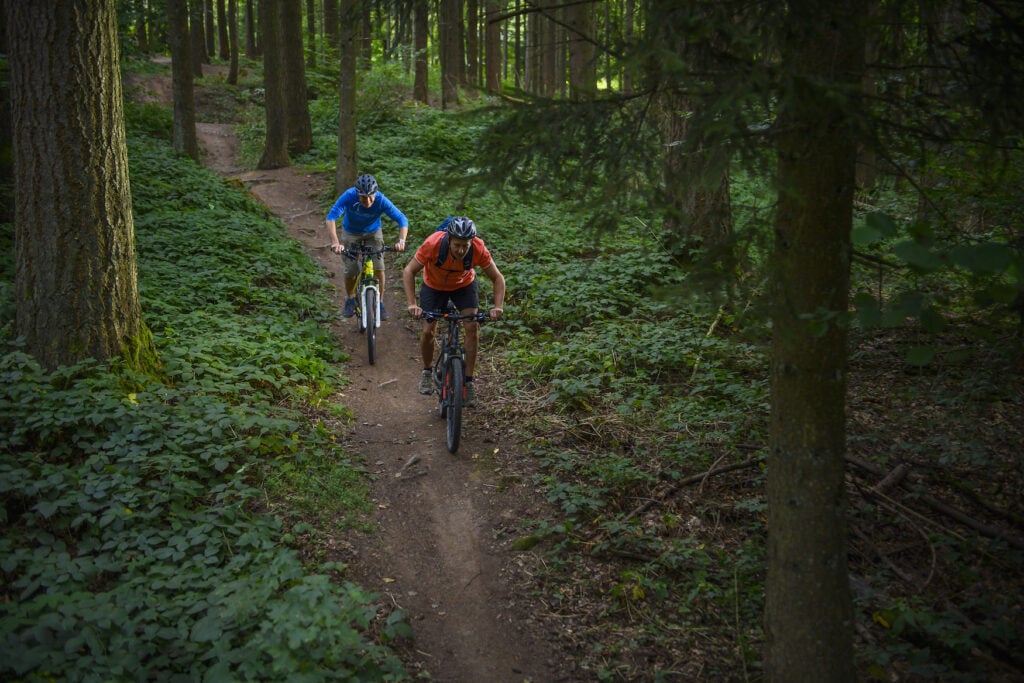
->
[413, 0, 429, 103]
[334, 0, 359, 192]
[764, 0, 865, 680]
[168, 0, 200, 160]
[281, 0, 312, 154]
[258, 0, 290, 168]
[6, 0, 155, 372]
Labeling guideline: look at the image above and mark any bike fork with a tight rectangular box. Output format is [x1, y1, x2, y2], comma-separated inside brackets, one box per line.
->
[361, 284, 380, 328]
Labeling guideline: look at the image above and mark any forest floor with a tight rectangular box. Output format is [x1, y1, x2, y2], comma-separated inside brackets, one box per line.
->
[126, 61, 1024, 683]
[127, 64, 574, 682]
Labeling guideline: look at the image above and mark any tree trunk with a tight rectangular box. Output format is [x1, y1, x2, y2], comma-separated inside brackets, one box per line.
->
[245, 0, 257, 57]
[258, 0, 290, 168]
[7, 0, 156, 373]
[440, 0, 462, 107]
[335, 0, 359, 192]
[305, 0, 316, 68]
[228, 0, 240, 84]
[217, 0, 230, 60]
[567, 0, 596, 101]
[323, 0, 339, 53]
[168, 0, 201, 160]
[189, 0, 206, 75]
[281, 0, 312, 154]
[413, 0, 429, 103]
[484, 0, 501, 93]
[764, 0, 865, 680]
[204, 0, 216, 58]
[466, 0, 479, 89]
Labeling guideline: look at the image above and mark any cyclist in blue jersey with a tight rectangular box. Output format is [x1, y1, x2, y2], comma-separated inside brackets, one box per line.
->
[326, 174, 409, 318]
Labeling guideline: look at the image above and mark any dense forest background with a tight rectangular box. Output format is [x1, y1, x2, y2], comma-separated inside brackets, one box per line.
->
[2, 0, 1022, 681]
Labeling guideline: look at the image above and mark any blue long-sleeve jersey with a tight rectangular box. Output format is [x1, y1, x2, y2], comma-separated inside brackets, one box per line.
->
[325, 188, 408, 235]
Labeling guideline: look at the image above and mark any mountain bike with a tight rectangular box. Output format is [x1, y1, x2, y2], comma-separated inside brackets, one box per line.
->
[424, 302, 492, 454]
[341, 245, 395, 365]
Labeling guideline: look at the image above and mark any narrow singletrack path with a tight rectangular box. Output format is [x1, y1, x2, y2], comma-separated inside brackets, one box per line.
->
[191, 114, 568, 681]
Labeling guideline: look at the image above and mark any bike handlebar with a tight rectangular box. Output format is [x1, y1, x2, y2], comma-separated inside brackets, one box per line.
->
[339, 245, 397, 259]
[423, 310, 492, 324]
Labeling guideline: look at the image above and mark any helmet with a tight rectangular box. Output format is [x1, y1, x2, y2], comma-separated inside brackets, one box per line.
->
[354, 174, 378, 195]
[446, 216, 477, 240]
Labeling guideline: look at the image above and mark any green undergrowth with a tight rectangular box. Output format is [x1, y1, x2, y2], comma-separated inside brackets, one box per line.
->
[0, 122, 408, 678]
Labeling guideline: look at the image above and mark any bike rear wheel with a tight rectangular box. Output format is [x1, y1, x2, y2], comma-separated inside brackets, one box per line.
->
[445, 356, 464, 453]
[365, 288, 377, 364]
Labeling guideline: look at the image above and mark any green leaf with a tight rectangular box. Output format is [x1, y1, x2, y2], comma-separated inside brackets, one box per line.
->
[950, 242, 1013, 274]
[905, 346, 935, 366]
[865, 211, 898, 239]
[919, 307, 946, 333]
[852, 224, 882, 247]
[190, 614, 223, 643]
[893, 240, 943, 271]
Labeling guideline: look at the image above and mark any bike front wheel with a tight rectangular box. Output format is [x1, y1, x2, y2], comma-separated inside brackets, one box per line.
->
[444, 356, 464, 453]
[365, 288, 377, 364]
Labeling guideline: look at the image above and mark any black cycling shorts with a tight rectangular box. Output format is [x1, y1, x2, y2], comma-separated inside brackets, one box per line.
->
[419, 280, 479, 316]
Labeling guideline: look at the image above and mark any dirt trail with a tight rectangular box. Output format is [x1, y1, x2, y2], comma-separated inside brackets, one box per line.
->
[184, 84, 570, 681]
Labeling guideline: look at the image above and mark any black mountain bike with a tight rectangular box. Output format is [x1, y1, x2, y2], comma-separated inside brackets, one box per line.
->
[424, 302, 491, 454]
[341, 245, 394, 365]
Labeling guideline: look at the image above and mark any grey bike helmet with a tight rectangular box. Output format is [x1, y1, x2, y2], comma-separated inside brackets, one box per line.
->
[447, 216, 477, 240]
[354, 174, 378, 195]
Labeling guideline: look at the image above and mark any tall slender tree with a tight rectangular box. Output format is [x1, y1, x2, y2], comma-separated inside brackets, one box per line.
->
[764, 0, 865, 679]
[335, 0, 359, 192]
[258, 0, 290, 168]
[227, 0, 240, 84]
[413, 0, 429, 103]
[217, 0, 230, 59]
[6, 0, 157, 372]
[281, 0, 312, 154]
[168, 0, 201, 161]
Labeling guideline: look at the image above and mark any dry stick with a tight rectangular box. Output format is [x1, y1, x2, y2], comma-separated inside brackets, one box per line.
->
[620, 457, 761, 524]
[846, 454, 1024, 551]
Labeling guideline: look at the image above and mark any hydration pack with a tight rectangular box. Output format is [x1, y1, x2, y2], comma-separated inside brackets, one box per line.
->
[434, 217, 473, 270]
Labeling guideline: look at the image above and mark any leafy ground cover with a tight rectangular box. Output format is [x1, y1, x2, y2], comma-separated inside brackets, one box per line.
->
[0, 98, 408, 680]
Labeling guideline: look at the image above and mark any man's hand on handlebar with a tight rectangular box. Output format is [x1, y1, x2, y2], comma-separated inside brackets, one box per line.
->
[330, 243, 344, 255]
[489, 307, 504, 321]
[407, 304, 423, 320]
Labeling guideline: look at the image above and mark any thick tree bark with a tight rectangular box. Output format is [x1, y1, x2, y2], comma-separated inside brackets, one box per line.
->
[764, 0, 865, 680]
[335, 0, 359, 192]
[257, 0, 290, 168]
[168, 0, 200, 160]
[7, 0, 155, 372]
[281, 0, 312, 154]
[413, 0, 429, 103]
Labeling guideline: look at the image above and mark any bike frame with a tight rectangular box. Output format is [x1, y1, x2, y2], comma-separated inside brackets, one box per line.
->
[425, 302, 490, 453]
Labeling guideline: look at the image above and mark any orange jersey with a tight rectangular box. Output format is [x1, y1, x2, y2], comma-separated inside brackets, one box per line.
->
[414, 231, 493, 291]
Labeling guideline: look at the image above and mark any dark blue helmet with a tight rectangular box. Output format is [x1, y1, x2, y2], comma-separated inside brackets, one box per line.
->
[447, 216, 477, 240]
[354, 174, 378, 195]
